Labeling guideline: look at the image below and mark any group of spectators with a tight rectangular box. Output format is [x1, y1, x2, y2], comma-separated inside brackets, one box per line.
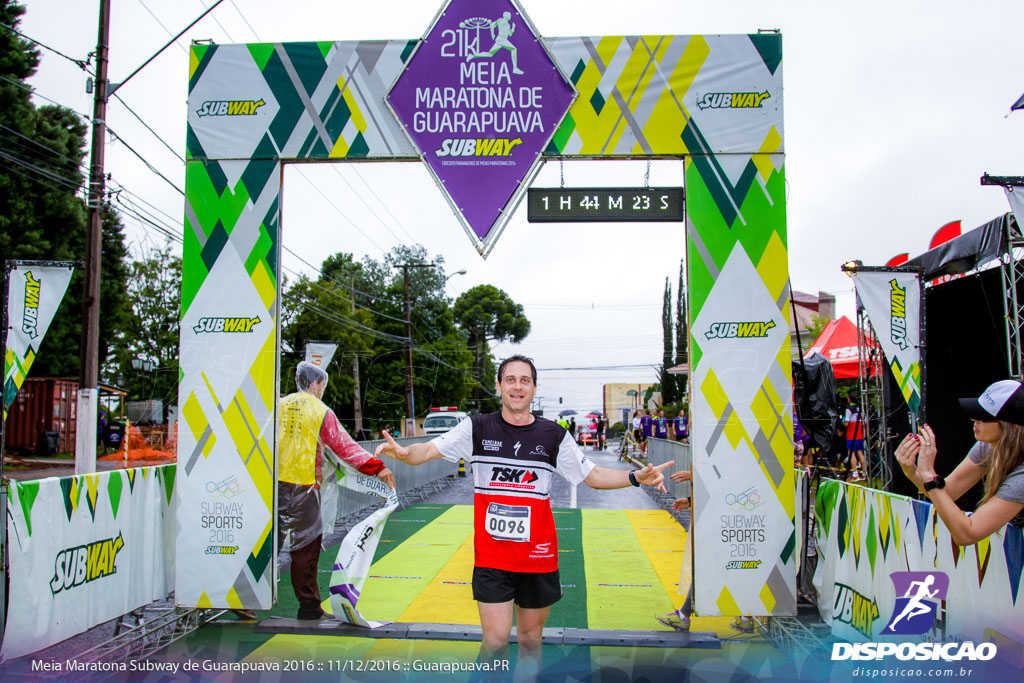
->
[630, 408, 688, 453]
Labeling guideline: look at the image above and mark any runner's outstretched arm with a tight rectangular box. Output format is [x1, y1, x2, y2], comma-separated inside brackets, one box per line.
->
[375, 431, 444, 466]
[584, 461, 674, 493]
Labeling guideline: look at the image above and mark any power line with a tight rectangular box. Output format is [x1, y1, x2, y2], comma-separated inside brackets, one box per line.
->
[0, 123, 89, 171]
[106, 125, 184, 195]
[198, 0, 237, 43]
[292, 166, 388, 254]
[110, 93, 185, 163]
[136, 0, 190, 54]
[0, 74, 91, 119]
[0, 21, 92, 71]
[227, 0, 261, 41]
[0, 148, 83, 190]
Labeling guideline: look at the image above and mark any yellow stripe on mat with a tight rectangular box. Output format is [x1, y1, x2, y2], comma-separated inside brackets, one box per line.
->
[396, 528, 479, 625]
[323, 505, 473, 622]
[582, 509, 676, 630]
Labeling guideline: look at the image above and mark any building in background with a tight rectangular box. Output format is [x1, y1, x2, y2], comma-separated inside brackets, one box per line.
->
[791, 290, 835, 359]
[603, 383, 659, 428]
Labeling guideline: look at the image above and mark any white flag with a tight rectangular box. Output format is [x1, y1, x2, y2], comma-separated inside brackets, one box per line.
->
[327, 461, 399, 628]
[853, 271, 922, 414]
[4, 263, 75, 415]
[1006, 187, 1024, 232]
[305, 341, 339, 368]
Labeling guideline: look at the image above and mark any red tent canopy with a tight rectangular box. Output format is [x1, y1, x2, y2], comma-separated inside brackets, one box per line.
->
[805, 316, 878, 379]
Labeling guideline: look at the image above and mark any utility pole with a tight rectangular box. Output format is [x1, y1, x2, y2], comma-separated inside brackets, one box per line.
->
[76, 0, 111, 475]
[399, 263, 434, 436]
[350, 275, 362, 437]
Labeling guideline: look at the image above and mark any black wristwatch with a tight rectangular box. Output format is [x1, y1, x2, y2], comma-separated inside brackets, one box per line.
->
[923, 475, 946, 492]
[628, 470, 641, 487]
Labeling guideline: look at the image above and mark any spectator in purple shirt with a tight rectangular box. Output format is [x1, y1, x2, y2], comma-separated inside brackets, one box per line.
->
[673, 410, 688, 444]
[640, 410, 654, 454]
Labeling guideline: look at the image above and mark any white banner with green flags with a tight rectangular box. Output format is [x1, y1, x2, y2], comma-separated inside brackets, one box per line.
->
[852, 271, 922, 414]
[3, 262, 75, 418]
[2, 465, 176, 660]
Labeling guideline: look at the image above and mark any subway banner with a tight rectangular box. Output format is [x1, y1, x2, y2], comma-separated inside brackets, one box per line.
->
[814, 481, 1024, 669]
[852, 271, 922, 414]
[182, 0, 787, 610]
[3, 262, 74, 419]
[2, 466, 176, 660]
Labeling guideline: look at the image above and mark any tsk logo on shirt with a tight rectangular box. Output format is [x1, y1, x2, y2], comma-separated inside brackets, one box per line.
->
[490, 467, 539, 489]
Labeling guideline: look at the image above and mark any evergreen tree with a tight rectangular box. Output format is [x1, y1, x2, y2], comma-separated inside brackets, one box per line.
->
[674, 258, 688, 399]
[660, 277, 676, 404]
[0, 1, 130, 382]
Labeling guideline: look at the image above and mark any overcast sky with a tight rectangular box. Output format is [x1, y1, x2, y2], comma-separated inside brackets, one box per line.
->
[16, 0, 1024, 418]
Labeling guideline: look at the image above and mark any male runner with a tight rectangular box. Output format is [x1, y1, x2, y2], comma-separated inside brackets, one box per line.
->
[376, 355, 672, 674]
[466, 11, 524, 75]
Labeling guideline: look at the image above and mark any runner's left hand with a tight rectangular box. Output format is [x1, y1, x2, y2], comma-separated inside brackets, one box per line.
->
[635, 461, 675, 493]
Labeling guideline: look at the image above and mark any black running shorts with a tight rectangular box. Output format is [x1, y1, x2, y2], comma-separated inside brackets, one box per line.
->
[472, 567, 562, 609]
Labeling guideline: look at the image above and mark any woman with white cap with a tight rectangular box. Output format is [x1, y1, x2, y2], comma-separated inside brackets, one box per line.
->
[895, 379, 1024, 545]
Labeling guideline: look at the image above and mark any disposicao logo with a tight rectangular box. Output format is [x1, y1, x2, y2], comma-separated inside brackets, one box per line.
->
[196, 99, 266, 117]
[697, 91, 771, 110]
[704, 321, 776, 340]
[882, 571, 947, 635]
[828, 570, 996, 663]
[889, 278, 909, 350]
[21, 270, 41, 338]
[51, 533, 125, 595]
[193, 316, 261, 334]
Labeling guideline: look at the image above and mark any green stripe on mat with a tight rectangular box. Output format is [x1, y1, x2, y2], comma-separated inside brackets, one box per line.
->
[547, 507, 588, 629]
[582, 509, 674, 630]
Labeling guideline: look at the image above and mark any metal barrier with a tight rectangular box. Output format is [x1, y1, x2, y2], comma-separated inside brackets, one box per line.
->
[324, 436, 459, 530]
[645, 437, 692, 498]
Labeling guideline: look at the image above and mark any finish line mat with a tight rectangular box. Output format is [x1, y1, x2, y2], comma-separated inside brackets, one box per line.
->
[272, 504, 741, 636]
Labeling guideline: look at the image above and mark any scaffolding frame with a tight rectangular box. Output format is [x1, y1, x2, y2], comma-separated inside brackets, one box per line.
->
[856, 310, 892, 488]
[1000, 229, 1024, 380]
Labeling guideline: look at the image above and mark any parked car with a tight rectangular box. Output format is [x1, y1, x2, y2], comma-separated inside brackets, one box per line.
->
[422, 406, 468, 435]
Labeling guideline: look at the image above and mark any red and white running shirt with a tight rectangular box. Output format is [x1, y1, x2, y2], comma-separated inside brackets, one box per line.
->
[431, 412, 595, 573]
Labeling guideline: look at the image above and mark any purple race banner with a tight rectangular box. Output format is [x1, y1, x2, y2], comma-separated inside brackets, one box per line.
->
[387, 0, 575, 251]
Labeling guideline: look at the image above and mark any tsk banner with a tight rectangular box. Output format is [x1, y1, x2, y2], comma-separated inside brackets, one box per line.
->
[2, 466, 176, 660]
[813, 480, 1023, 649]
[852, 271, 922, 414]
[305, 342, 338, 368]
[3, 262, 74, 417]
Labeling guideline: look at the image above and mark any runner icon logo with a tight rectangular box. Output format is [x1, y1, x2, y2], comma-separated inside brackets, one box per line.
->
[881, 571, 949, 635]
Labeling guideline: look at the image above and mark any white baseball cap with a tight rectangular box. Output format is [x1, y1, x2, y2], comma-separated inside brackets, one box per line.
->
[959, 379, 1024, 425]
